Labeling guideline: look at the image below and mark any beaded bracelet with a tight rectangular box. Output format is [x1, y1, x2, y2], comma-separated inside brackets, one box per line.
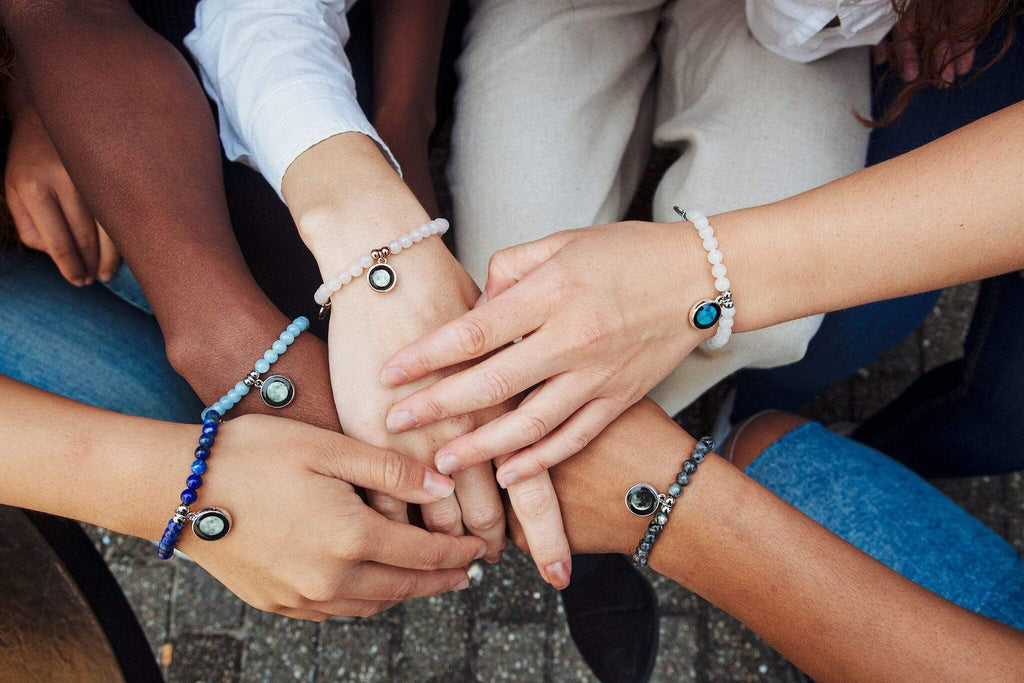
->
[157, 316, 309, 560]
[673, 207, 735, 350]
[314, 218, 450, 318]
[625, 435, 713, 568]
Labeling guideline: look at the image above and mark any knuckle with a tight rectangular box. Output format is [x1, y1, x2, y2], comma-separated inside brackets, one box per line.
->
[355, 602, 383, 619]
[418, 539, 446, 568]
[419, 395, 448, 421]
[518, 412, 551, 445]
[454, 317, 491, 357]
[561, 429, 594, 456]
[301, 578, 337, 604]
[514, 482, 555, 521]
[465, 504, 505, 533]
[477, 367, 515, 404]
[388, 575, 418, 602]
[426, 508, 461, 535]
[371, 495, 406, 522]
[379, 454, 413, 493]
[487, 249, 510, 278]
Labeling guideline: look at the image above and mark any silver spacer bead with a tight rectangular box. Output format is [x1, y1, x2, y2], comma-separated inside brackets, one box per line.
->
[664, 497, 675, 507]
[172, 514, 187, 525]
[175, 505, 190, 517]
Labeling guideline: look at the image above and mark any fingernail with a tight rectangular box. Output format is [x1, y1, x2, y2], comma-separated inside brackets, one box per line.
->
[423, 470, 455, 499]
[386, 410, 417, 433]
[99, 271, 115, 282]
[544, 561, 570, 589]
[496, 470, 519, 489]
[486, 549, 504, 564]
[83, 277, 95, 286]
[473, 291, 488, 308]
[474, 545, 487, 560]
[454, 578, 470, 591]
[380, 366, 408, 386]
[73, 279, 86, 287]
[436, 453, 460, 475]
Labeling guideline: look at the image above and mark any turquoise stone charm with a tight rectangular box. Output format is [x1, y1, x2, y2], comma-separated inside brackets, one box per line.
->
[689, 300, 722, 331]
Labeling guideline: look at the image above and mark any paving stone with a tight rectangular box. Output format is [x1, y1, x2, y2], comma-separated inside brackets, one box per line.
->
[850, 371, 917, 422]
[242, 608, 319, 682]
[392, 592, 470, 681]
[472, 546, 550, 621]
[1005, 472, 1024, 553]
[167, 633, 243, 683]
[922, 283, 978, 371]
[81, 523, 111, 557]
[866, 328, 923, 376]
[642, 568, 704, 615]
[105, 527, 167, 564]
[650, 615, 699, 682]
[801, 378, 855, 425]
[316, 619, 394, 682]
[172, 562, 246, 633]
[471, 621, 546, 681]
[547, 616, 598, 682]
[108, 561, 174, 654]
[705, 607, 794, 682]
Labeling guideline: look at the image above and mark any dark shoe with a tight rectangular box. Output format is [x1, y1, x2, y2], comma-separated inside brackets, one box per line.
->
[560, 553, 659, 683]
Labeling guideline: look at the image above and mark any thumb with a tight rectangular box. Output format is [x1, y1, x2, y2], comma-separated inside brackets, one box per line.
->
[313, 436, 456, 504]
[482, 231, 575, 303]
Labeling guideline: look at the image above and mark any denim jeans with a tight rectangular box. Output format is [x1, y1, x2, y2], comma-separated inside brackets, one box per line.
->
[0, 249, 202, 422]
[733, 12, 1024, 477]
[746, 422, 1024, 630]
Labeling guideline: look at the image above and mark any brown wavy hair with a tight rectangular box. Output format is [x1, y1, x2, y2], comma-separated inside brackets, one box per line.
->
[871, 0, 1024, 126]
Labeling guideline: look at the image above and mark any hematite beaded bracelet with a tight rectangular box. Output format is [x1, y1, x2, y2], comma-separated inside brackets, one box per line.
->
[157, 317, 309, 560]
[625, 435, 714, 568]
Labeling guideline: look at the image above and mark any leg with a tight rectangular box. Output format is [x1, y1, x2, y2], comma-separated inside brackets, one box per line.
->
[450, 0, 663, 284]
[0, 250, 203, 422]
[646, 0, 872, 416]
[733, 414, 1024, 630]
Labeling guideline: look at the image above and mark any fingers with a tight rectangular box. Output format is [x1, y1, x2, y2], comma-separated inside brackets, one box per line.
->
[380, 285, 544, 387]
[364, 514, 486, 569]
[432, 374, 590, 475]
[496, 397, 621, 487]
[481, 231, 574, 302]
[96, 224, 121, 282]
[367, 490, 410, 524]
[344, 563, 470, 602]
[7, 187, 44, 251]
[893, 35, 920, 81]
[310, 438, 457, 504]
[420, 493, 466, 537]
[935, 39, 956, 84]
[276, 606, 332, 622]
[386, 338, 551, 434]
[505, 471, 572, 589]
[871, 39, 889, 66]
[452, 463, 507, 562]
[13, 185, 90, 285]
[57, 184, 99, 280]
[954, 44, 975, 77]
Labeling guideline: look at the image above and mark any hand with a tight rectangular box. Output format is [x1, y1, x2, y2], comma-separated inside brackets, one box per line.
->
[283, 132, 574, 588]
[871, 0, 985, 84]
[177, 413, 485, 621]
[5, 89, 119, 284]
[505, 399, 696, 558]
[380, 221, 709, 487]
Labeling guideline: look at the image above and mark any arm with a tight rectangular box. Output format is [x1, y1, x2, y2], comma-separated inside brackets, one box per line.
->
[187, 0, 572, 584]
[0, 0, 339, 429]
[378, 98, 1024, 483]
[0, 374, 482, 620]
[370, 0, 450, 216]
[521, 399, 1024, 681]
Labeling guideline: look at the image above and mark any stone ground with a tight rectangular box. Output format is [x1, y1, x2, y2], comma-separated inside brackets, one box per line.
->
[82, 145, 1023, 681]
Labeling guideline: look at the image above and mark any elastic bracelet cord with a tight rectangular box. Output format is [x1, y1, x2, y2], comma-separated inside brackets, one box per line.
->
[157, 316, 309, 560]
[625, 435, 713, 568]
[673, 207, 735, 349]
[314, 218, 450, 318]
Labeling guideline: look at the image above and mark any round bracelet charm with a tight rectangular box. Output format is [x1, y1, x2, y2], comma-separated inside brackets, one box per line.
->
[368, 263, 397, 292]
[625, 484, 661, 516]
[191, 507, 231, 541]
[260, 374, 295, 408]
[689, 300, 722, 330]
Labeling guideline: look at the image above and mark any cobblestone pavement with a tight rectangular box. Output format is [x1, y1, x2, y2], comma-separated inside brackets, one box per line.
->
[82, 282, 1024, 682]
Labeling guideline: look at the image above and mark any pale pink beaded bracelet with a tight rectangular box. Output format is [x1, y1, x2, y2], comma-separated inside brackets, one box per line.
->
[314, 218, 450, 318]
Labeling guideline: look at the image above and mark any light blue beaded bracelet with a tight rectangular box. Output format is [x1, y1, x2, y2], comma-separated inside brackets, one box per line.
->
[201, 316, 310, 420]
[158, 316, 309, 560]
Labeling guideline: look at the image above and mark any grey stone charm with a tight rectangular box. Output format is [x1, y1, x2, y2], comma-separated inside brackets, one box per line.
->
[625, 484, 660, 516]
[192, 507, 231, 541]
[368, 263, 396, 292]
[260, 374, 295, 409]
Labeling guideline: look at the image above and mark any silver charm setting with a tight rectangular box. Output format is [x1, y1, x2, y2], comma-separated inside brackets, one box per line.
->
[257, 374, 295, 408]
[368, 247, 396, 292]
[625, 484, 661, 516]
[190, 507, 232, 541]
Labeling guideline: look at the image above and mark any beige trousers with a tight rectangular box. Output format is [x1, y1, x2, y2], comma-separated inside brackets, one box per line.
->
[449, 0, 871, 416]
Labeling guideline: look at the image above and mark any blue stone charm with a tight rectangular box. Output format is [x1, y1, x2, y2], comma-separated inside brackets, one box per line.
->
[689, 300, 722, 331]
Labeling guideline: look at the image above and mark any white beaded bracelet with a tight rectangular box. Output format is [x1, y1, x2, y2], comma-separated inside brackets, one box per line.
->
[314, 218, 450, 318]
[673, 207, 735, 350]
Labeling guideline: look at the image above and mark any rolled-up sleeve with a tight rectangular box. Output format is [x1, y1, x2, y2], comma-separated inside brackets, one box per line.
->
[185, 0, 399, 198]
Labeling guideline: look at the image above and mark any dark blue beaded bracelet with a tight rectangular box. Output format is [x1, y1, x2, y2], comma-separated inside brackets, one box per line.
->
[194, 446, 211, 460]
[186, 474, 203, 490]
[629, 436, 712, 568]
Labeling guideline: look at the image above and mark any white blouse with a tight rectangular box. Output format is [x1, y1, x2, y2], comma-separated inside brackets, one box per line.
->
[746, 0, 898, 62]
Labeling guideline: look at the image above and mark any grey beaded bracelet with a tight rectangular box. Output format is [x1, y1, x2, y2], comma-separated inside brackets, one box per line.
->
[625, 436, 714, 568]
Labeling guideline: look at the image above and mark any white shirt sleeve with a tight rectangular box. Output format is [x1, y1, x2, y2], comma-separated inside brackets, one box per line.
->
[185, 0, 400, 199]
[745, 0, 897, 63]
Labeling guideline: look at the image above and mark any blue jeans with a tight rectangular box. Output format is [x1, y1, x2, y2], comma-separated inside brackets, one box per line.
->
[733, 11, 1024, 477]
[0, 249, 202, 422]
[746, 422, 1024, 630]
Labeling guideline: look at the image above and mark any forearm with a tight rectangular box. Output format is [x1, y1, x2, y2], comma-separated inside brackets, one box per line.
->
[595, 406, 1024, 680]
[0, 375, 188, 541]
[709, 99, 1024, 333]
